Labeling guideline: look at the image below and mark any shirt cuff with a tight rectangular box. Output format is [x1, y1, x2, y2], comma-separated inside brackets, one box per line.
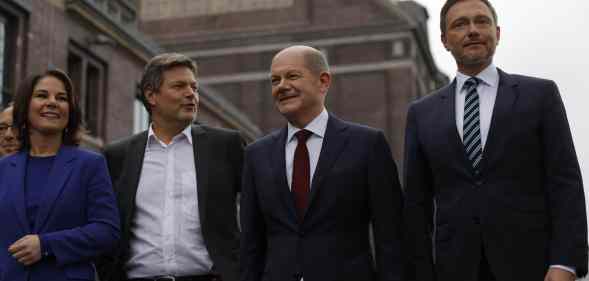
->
[39, 235, 54, 258]
[550, 265, 576, 276]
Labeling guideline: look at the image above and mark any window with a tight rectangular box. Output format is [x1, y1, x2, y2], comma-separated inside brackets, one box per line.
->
[67, 42, 107, 138]
[0, 2, 28, 108]
[141, 0, 294, 20]
[120, 9, 135, 25]
[133, 97, 149, 133]
[107, 1, 120, 18]
[91, 0, 106, 7]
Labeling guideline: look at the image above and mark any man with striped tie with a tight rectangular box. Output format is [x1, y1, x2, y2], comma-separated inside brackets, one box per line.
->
[403, 1, 587, 281]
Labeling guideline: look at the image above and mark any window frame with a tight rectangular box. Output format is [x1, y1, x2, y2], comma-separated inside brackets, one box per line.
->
[0, 1, 28, 107]
[67, 40, 108, 139]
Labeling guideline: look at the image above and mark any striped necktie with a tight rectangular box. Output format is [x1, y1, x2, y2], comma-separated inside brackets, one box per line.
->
[463, 77, 483, 174]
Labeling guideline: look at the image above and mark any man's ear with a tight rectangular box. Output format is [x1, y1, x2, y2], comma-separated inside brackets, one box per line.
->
[319, 72, 331, 94]
[441, 33, 449, 51]
[145, 89, 157, 107]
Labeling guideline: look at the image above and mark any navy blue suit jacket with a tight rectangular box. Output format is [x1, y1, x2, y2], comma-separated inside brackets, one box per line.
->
[0, 146, 120, 281]
[240, 115, 404, 281]
[404, 70, 588, 281]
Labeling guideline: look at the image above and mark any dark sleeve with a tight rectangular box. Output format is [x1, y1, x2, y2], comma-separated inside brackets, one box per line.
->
[367, 131, 405, 281]
[230, 131, 245, 280]
[102, 144, 123, 189]
[239, 148, 266, 281]
[403, 105, 436, 281]
[232, 132, 245, 194]
[39, 154, 121, 267]
[540, 81, 588, 277]
[39, 235, 54, 258]
[95, 143, 125, 281]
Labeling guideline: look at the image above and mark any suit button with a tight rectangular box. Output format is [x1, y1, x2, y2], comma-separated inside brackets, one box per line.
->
[299, 231, 305, 237]
[473, 217, 480, 225]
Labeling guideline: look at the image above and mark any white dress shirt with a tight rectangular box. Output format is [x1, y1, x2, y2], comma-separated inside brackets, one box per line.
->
[285, 108, 328, 190]
[455, 63, 499, 150]
[453, 65, 575, 276]
[126, 125, 213, 278]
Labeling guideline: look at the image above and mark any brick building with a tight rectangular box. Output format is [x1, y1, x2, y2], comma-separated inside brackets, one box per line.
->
[0, 0, 260, 148]
[138, 0, 448, 170]
[1, 0, 447, 162]
[2, 0, 147, 147]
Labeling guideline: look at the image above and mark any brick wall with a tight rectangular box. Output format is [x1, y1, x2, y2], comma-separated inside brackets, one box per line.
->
[20, 1, 145, 143]
[137, 0, 445, 172]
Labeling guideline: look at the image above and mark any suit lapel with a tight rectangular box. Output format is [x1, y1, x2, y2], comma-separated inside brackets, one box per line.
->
[305, 115, 349, 218]
[8, 152, 30, 233]
[34, 146, 76, 231]
[441, 81, 475, 176]
[480, 69, 519, 172]
[120, 132, 148, 230]
[270, 127, 298, 223]
[192, 125, 209, 227]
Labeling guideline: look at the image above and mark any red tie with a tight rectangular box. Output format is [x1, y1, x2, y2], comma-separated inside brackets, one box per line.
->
[292, 129, 312, 222]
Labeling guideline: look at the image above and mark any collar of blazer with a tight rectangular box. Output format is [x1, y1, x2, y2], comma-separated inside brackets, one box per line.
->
[118, 124, 211, 232]
[438, 68, 518, 100]
[437, 68, 520, 177]
[270, 113, 350, 225]
[8, 146, 77, 233]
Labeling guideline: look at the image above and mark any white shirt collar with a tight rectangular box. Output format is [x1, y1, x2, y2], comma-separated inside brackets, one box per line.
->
[287, 108, 328, 143]
[147, 123, 193, 147]
[456, 63, 499, 94]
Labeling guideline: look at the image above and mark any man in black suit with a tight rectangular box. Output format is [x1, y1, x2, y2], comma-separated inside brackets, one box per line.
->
[240, 45, 404, 281]
[404, 1, 587, 281]
[97, 53, 242, 281]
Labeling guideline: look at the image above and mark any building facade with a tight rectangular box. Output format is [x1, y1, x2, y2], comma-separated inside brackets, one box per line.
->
[1, 0, 447, 162]
[0, 0, 260, 149]
[1, 0, 153, 147]
[138, 0, 448, 170]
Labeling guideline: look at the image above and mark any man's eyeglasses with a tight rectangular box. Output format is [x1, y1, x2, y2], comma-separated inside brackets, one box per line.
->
[0, 123, 14, 134]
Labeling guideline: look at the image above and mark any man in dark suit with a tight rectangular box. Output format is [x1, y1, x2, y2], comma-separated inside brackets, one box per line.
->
[97, 53, 243, 281]
[240, 45, 404, 281]
[404, 1, 587, 281]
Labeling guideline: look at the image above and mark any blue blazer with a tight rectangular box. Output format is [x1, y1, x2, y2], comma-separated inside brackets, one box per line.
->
[0, 146, 120, 281]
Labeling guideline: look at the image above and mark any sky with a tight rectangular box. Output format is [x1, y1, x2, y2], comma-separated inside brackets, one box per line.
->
[412, 0, 589, 213]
